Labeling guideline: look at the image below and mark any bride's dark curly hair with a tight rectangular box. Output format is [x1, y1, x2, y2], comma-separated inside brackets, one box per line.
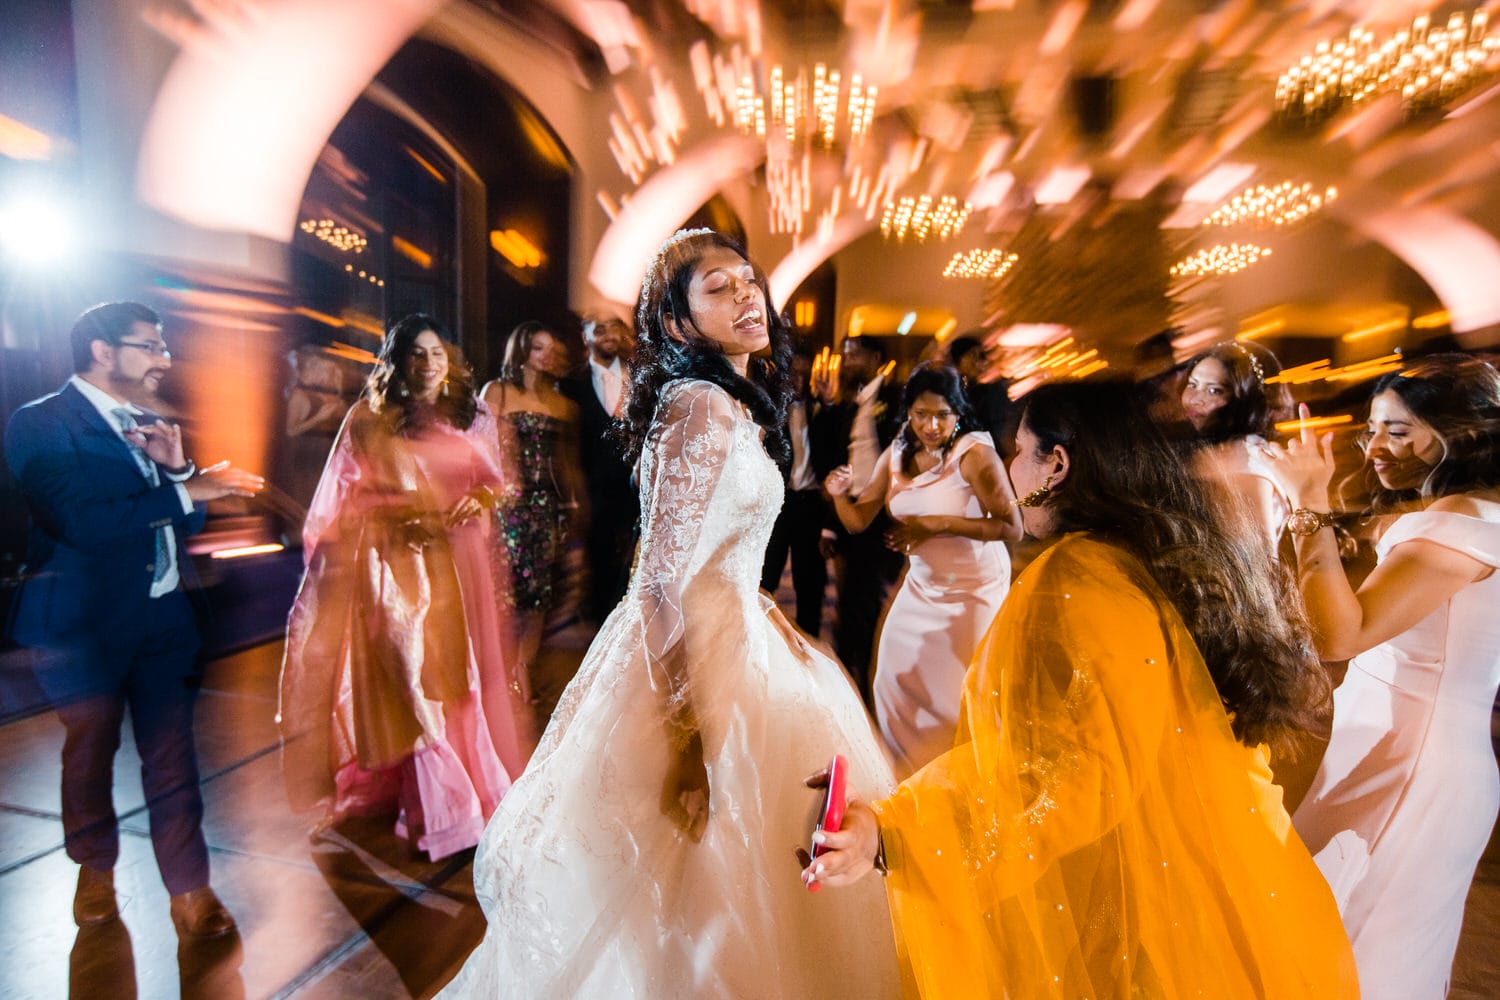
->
[1019, 378, 1330, 754]
[616, 229, 792, 466]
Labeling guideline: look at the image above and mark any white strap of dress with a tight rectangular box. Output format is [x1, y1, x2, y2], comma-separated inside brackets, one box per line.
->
[1376, 507, 1500, 568]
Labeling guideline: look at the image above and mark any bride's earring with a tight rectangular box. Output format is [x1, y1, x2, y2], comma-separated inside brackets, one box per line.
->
[1014, 473, 1054, 508]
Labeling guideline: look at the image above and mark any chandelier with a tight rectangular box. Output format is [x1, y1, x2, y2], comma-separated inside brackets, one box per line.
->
[1201, 182, 1337, 228]
[732, 61, 878, 235]
[881, 195, 972, 242]
[943, 249, 1019, 279]
[299, 218, 366, 254]
[1171, 243, 1272, 278]
[1275, 10, 1498, 123]
[736, 64, 877, 148]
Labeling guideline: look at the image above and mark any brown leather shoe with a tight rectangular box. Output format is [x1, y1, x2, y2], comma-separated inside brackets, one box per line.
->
[73, 866, 118, 926]
[169, 887, 236, 939]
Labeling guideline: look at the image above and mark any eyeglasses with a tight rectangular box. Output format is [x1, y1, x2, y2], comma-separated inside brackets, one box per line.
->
[117, 341, 172, 359]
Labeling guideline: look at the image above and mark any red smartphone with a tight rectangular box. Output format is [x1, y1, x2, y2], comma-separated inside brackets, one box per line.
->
[807, 753, 849, 892]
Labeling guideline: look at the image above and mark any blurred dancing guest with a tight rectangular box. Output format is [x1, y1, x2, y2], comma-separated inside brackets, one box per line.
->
[759, 346, 830, 635]
[826, 362, 1021, 775]
[5, 302, 263, 936]
[440, 230, 899, 998]
[280, 344, 347, 528]
[1179, 341, 1295, 550]
[813, 334, 902, 698]
[1258, 355, 1500, 999]
[562, 311, 639, 624]
[279, 314, 527, 860]
[482, 321, 583, 685]
[806, 380, 1357, 999]
[947, 333, 1011, 447]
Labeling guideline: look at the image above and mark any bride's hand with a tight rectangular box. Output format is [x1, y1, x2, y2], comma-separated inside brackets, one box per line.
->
[661, 729, 710, 843]
[763, 598, 814, 661]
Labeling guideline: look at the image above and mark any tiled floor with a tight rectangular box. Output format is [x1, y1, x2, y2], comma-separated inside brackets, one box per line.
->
[1, 602, 1497, 998]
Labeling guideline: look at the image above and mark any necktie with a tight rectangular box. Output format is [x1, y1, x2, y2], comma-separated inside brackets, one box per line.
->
[113, 408, 170, 587]
[600, 365, 624, 417]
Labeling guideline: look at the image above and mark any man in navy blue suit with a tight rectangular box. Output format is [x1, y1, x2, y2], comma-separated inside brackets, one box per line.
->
[5, 302, 263, 937]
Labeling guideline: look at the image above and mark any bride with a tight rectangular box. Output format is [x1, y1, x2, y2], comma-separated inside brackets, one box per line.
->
[439, 229, 901, 998]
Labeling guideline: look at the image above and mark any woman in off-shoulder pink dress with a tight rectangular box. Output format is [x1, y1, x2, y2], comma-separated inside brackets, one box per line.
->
[1260, 354, 1500, 998]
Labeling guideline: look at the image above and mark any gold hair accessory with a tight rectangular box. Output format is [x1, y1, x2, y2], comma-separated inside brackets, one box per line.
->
[1230, 342, 1266, 385]
[1014, 473, 1054, 508]
[637, 227, 716, 326]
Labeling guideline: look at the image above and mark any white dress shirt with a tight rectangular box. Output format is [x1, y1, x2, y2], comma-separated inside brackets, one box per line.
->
[787, 399, 816, 492]
[848, 373, 885, 494]
[70, 375, 194, 597]
[589, 356, 626, 417]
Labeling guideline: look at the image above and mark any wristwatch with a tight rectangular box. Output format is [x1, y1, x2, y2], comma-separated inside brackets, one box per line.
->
[1286, 507, 1337, 536]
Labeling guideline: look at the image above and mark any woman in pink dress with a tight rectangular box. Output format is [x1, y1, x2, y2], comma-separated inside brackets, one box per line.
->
[278, 314, 530, 860]
[827, 362, 1022, 775]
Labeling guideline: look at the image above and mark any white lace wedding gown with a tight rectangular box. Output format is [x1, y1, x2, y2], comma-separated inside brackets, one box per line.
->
[440, 379, 901, 999]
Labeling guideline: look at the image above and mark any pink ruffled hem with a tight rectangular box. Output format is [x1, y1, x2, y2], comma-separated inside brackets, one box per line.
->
[333, 694, 512, 860]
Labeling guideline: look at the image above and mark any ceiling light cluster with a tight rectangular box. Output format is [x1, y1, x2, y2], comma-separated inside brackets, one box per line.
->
[1171, 243, 1272, 278]
[943, 249, 1019, 280]
[342, 263, 384, 287]
[1275, 10, 1497, 122]
[1201, 181, 1337, 228]
[881, 195, 971, 242]
[739, 63, 877, 149]
[300, 218, 367, 254]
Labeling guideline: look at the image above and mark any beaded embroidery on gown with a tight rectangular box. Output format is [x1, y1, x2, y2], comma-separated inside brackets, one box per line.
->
[499, 411, 568, 612]
[440, 379, 900, 999]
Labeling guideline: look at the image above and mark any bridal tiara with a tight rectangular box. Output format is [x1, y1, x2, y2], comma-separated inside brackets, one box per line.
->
[1229, 342, 1266, 385]
[638, 228, 716, 322]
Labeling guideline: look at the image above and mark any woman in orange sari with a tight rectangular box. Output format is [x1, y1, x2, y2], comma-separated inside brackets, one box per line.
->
[807, 379, 1358, 998]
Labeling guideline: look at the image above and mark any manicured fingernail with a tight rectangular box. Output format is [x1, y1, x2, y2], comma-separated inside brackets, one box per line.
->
[814, 863, 825, 876]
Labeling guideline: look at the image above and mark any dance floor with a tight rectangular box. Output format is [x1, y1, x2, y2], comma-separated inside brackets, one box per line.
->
[1, 606, 1496, 998]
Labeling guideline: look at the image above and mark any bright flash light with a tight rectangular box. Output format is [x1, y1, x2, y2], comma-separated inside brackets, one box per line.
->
[0, 194, 74, 267]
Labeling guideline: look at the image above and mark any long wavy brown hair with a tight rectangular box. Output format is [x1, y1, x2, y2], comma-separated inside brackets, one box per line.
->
[1019, 378, 1330, 753]
[365, 313, 480, 434]
[1357, 353, 1500, 513]
[1181, 341, 1294, 444]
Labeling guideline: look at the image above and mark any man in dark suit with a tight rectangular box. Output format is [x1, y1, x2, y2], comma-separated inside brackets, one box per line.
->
[811, 335, 903, 702]
[760, 348, 828, 636]
[4, 302, 263, 937]
[948, 333, 1013, 453]
[561, 311, 639, 625]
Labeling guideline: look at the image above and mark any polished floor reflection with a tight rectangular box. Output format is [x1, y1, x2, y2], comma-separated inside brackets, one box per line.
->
[0, 612, 1496, 998]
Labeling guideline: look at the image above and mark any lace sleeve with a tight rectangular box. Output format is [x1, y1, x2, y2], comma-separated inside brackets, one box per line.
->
[634, 380, 738, 746]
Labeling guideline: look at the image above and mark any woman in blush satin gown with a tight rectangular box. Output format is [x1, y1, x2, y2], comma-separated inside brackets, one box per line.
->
[278, 314, 530, 861]
[826, 362, 1021, 776]
[1259, 354, 1500, 999]
[439, 229, 900, 999]
[807, 379, 1357, 999]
